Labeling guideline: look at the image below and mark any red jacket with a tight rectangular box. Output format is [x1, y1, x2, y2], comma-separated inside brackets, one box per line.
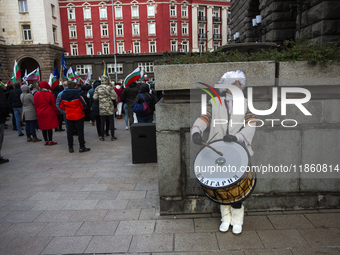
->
[114, 87, 123, 102]
[60, 89, 86, 120]
[34, 91, 59, 130]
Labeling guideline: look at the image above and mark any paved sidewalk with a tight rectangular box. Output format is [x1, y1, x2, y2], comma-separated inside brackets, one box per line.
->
[0, 118, 339, 255]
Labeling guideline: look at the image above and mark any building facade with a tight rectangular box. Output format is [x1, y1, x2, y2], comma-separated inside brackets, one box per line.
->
[0, 0, 65, 82]
[230, 0, 340, 45]
[58, 0, 231, 82]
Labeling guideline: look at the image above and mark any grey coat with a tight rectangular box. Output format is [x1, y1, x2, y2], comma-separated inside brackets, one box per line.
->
[20, 92, 37, 121]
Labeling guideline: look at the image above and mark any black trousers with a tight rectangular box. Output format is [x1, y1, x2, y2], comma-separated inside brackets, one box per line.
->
[67, 118, 85, 148]
[100, 115, 114, 137]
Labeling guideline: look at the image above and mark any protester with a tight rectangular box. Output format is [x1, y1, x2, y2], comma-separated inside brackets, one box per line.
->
[120, 81, 139, 128]
[52, 84, 65, 132]
[0, 88, 10, 164]
[114, 83, 123, 119]
[60, 81, 90, 153]
[88, 80, 101, 136]
[20, 85, 41, 142]
[93, 75, 118, 141]
[133, 83, 156, 123]
[7, 82, 24, 136]
[56, 81, 68, 132]
[34, 81, 59, 146]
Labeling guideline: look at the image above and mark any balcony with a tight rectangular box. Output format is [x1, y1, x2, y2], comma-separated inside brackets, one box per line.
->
[213, 17, 221, 23]
[213, 34, 221, 40]
[198, 16, 207, 22]
[198, 33, 207, 39]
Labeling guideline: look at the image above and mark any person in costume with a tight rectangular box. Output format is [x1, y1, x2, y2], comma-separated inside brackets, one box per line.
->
[191, 70, 257, 234]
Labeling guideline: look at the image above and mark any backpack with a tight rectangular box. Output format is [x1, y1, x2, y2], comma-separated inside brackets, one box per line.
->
[133, 93, 151, 116]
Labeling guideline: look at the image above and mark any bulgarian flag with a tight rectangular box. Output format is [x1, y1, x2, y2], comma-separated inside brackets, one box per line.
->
[48, 73, 59, 90]
[123, 67, 143, 87]
[141, 72, 149, 81]
[67, 67, 76, 81]
[25, 67, 40, 81]
[85, 70, 91, 85]
[103, 61, 108, 76]
[11, 60, 21, 83]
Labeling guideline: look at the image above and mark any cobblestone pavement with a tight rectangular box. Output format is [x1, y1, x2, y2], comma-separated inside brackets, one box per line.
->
[0, 118, 339, 255]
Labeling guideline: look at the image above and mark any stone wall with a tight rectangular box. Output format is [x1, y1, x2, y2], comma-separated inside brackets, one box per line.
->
[155, 61, 340, 215]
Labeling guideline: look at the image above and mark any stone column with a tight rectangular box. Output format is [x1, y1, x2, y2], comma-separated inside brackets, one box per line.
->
[221, 6, 228, 45]
[191, 4, 199, 52]
[206, 5, 213, 51]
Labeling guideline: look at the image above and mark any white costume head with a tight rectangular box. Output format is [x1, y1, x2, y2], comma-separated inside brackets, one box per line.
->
[217, 70, 246, 94]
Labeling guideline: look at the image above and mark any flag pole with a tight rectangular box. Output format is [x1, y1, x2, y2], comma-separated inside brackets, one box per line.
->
[1, 65, 11, 81]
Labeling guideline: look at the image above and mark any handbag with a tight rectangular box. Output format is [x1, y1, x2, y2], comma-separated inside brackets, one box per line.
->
[133, 94, 151, 115]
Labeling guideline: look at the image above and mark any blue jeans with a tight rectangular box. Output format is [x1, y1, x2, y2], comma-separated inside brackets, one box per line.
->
[137, 114, 153, 123]
[13, 108, 23, 135]
[123, 103, 129, 127]
[25, 120, 37, 138]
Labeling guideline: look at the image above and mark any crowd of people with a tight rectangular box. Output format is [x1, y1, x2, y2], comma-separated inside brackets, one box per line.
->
[0, 75, 159, 163]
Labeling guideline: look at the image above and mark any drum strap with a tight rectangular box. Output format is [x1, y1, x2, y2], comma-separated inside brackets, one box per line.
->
[224, 99, 230, 135]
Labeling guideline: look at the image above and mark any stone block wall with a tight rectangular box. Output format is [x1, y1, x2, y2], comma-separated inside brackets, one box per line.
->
[155, 61, 340, 215]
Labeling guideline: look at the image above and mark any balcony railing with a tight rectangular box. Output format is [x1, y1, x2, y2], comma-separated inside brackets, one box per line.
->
[213, 17, 221, 22]
[213, 34, 221, 39]
[198, 16, 207, 22]
[198, 33, 207, 39]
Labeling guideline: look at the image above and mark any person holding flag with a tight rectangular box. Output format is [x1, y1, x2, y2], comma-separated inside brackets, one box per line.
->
[62, 53, 68, 79]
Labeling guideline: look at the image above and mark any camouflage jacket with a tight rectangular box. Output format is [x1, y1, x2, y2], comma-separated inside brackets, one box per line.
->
[93, 85, 117, 116]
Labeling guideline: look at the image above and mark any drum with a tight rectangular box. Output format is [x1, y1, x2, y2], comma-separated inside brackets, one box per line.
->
[193, 139, 256, 205]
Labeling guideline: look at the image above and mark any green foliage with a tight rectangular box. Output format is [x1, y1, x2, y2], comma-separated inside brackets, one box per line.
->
[155, 38, 340, 66]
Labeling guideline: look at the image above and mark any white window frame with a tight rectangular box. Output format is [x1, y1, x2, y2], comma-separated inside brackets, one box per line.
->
[149, 41, 156, 53]
[86, 44, 93, 55]
[138, 62, 154, 73]
[181, 6, 187, 18]
[76, 64, 92, 75]
[84, 8, 91, 20]
[52, 26, 57, 43]
[19, 0, 28, 13]
[199, 41, 204, 52]
[51, 4, 55, 17]
[102, 43, 109, 54]
[71, 44, 78, 56]
[214, 25, 219, 35]
[182, 23, 188, 35]
[213, 8, 219, 18]
[214, 42, 220, 50]
[101, 24, 108, 37]
[170, 5, 176, 17]
[171, 41, 177, 52]
[147, 5, 155, 17]
[132, 23, 140, 36]
[69, 26, 77, 39]
[170, 23, 177, 35]
[182, 41, 188, 52]
[85, 25, 92, 38]
[22, 24, 32, 41]
[133, 41, 140, 53]
[108, 63, 123, 74]
[116, 24, 123, 36]
[99, 7, 107, 19]
[115, 6, 122, 19]
[117, 42, 124, 53]
[148, 23, 155, 35]
[68, 9, 75, 20]
[131, 6, 139, 18]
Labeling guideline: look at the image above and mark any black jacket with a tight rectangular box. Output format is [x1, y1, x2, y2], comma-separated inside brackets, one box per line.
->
[8, 88, 22, 108]
[0, 89, 10, 123]
[133, 83, 156, 114]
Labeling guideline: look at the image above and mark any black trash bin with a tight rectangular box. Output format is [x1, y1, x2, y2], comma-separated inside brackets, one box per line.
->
[130, 123, 157, 164]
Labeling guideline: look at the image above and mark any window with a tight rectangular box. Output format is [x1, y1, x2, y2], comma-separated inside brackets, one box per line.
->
[76, 64, 92, 75]
[132, 23, 139, 36]
[108, 63, 123, 74]
[86, 44, 93, 55]
[69, 26, 76, 38]
[199, 24, 205, 35]
[149, 41, 156, 53]
[19, 0, 28, 12]
[199, 41, 204, 52]
[198, 7, 204, 17]
[214, 42, 220, 50]
[213, 8, 219, 18]
[171, 41, 177, 51]
[68, 9, 75, 20]
[100, 7, 107, 19]
[148, 23, 155, 35]
[181, 6, 187, 17]
[132, 6, 138, 18]
[170, 23, 177, 35]
[101, 24, 108, 37]
[117, 43, 124, 53]
[133, 42, 140, 53]
[22, 25, 31, 41]
[115, 6, 122, 18]
[71, 44, 78, 56]
[84, 8, 91, 20]
[147, 5, 155, 17]
[182, 23, 188, 35]
[52, 26, 57, 43]
[138, 62, 154, 73]
[182, 41, 188, 52]
[102, 43, 109, 54]
[51, 4, 55, 17]
[117, 24, 123, 36]
[170, 5, 176, 17]
[85, 25, 92, 38]
[214, 25, 219, 35]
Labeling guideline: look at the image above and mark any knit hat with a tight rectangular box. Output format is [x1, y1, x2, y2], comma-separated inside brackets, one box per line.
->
[21, 85, 29, 92]
[39, 81, 51, 90]
[218, 70, 246, 93]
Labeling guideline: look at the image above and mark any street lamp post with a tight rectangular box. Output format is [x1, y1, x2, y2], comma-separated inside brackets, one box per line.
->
[107, 0, 117, 83]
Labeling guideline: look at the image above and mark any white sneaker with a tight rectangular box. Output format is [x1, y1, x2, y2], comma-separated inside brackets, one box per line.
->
[232, 225, 242, 234]
[126, 126, 129, 130]
[219, 222, 230, 232]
